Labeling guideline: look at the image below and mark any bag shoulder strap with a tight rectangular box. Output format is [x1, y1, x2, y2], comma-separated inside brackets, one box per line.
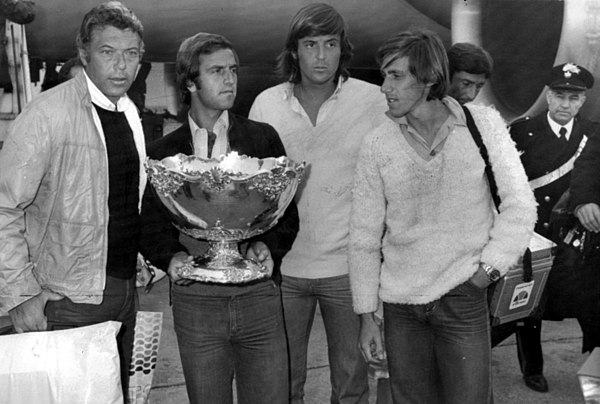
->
[462, 105, 532, 282]
[462, 105, 501, 211]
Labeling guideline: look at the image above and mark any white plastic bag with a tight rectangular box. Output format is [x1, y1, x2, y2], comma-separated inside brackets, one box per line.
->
[0, 321, 123, 404]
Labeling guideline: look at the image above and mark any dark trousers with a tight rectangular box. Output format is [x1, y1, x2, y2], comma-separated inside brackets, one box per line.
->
[45, 275, 137, 397]
[543, 244, 600, 352]
[516, 318, 544, 376]
[490, 312, 543, 376]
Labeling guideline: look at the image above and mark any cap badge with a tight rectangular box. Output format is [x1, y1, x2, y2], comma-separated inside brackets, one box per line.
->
[563, 63, 580, 79]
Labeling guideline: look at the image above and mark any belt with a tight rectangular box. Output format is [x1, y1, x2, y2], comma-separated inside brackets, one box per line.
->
[529, 136, 588, 190]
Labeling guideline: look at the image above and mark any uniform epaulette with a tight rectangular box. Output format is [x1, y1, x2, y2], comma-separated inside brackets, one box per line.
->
[508, 115, 531, 128]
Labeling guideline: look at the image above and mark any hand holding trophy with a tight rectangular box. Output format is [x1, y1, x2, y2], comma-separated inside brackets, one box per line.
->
[146, 152, 304, 284]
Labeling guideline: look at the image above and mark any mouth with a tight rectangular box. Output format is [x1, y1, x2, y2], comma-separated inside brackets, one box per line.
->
[110, 78, 128, 85]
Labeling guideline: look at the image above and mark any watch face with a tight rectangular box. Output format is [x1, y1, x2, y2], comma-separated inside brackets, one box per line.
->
[489, 269, 501, 282]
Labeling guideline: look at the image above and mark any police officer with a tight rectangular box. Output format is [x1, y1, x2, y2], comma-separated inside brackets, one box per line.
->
[509, 62, 596, 393]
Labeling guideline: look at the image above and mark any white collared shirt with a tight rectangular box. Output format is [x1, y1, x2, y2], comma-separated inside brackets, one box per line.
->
[189, 110, 230, 159]
[547, 113, 573, 140]
[249, 77, 389, 279]
[82, 70, 147, 210]
[277, 78, 343, 126]
[385, 97, 465, 161]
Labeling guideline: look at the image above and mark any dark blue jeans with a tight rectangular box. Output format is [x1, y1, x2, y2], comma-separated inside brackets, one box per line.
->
[282, 274, 369, 404]
[383, 280, 492, 404]
[172, 280, 288, 404]
[45, 275, 137, 396]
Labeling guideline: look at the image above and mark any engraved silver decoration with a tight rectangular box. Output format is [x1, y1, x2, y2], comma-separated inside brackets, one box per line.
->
[145, 152, 304, 284]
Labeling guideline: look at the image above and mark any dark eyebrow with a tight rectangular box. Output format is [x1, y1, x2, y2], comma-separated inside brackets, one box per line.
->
[98, 44, 138, 51]
[384, 69, 405, 76]
[207, 63, 238, 70]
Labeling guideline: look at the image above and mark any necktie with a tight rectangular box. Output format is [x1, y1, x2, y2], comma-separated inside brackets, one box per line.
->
[559, 126, 567, 141]
[207, 131, 217, 158]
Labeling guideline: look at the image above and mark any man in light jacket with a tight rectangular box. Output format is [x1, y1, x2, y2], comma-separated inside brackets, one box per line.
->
[0, 2, 147, 394]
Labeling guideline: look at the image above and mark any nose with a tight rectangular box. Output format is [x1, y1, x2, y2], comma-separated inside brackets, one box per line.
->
[467, 86, 479, 101]
[465, 85, 478, 102]
[317, 44, 326, 60]
[223, 69, 235, 84]
[380, 77, 392, 93]
[114, 51, 126, 70]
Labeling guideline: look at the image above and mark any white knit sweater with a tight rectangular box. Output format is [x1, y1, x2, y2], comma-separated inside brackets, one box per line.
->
[349, 104, 537, 314]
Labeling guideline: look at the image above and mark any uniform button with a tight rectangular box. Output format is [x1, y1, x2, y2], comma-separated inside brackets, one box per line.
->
[543, 222, 549, 228]
[528, 132, 533, 136]
[544, 196, 551, 202]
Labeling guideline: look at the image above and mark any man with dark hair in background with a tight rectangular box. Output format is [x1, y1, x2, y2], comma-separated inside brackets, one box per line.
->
[0, 1, 146, 395]
[249, 4, 388, 403]
[142, 32, 298, 404]
[447, 42, 493, 105]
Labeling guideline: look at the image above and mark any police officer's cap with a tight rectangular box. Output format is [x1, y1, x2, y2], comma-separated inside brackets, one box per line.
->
[547, 63, 594, 91]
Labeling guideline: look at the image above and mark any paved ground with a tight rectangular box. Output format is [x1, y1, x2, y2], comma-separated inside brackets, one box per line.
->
[139, 278, 590, 403]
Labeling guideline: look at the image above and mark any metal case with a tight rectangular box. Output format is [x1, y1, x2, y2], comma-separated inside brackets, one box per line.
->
[488, 233, 555, 326]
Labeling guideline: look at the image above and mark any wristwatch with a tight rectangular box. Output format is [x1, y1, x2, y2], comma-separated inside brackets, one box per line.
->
[481, 263, 501, 283]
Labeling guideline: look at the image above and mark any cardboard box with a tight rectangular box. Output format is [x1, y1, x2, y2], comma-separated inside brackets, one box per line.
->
[488, 233, 555, 326]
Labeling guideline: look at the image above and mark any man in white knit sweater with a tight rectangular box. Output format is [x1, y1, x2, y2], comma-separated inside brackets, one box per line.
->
[349, 30, 537, 404]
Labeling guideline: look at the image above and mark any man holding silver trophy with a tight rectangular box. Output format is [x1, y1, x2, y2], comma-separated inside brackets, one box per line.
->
[141, 33, 300, 404]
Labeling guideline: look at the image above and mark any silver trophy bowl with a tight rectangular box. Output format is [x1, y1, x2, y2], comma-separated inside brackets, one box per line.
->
[145, 152, 304, 284]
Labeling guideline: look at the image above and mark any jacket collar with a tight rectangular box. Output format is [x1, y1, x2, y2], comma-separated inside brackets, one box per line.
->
[72, 70, 135, 113]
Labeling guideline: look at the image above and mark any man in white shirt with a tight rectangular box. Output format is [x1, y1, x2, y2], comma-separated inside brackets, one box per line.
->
[249, 4, 388, 403]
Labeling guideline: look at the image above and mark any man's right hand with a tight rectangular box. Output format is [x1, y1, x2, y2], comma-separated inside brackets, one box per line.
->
[167, 251, 195, 286]
[576, 203, 600, 233]
[8, 289, 64, 333]
[358, 312, 386, 364]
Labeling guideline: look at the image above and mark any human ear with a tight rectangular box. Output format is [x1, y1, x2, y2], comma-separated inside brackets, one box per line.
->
[77, 48, 88, 67]
[187, 81, 197, 93]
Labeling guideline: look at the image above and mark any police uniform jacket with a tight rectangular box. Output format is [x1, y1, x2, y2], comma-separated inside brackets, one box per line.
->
[570, 133, 600, 210]
[510, 112, 597, 238]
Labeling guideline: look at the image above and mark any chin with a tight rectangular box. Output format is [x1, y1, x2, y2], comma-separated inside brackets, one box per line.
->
[554, 117, 572, 125]
[389, 110, 406, 119]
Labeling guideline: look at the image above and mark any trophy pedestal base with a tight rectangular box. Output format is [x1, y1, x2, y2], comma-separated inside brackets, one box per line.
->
[176, 241, 270, 284]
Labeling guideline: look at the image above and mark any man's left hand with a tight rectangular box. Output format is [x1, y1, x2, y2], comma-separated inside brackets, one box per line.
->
[245, 241, 274, 276]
